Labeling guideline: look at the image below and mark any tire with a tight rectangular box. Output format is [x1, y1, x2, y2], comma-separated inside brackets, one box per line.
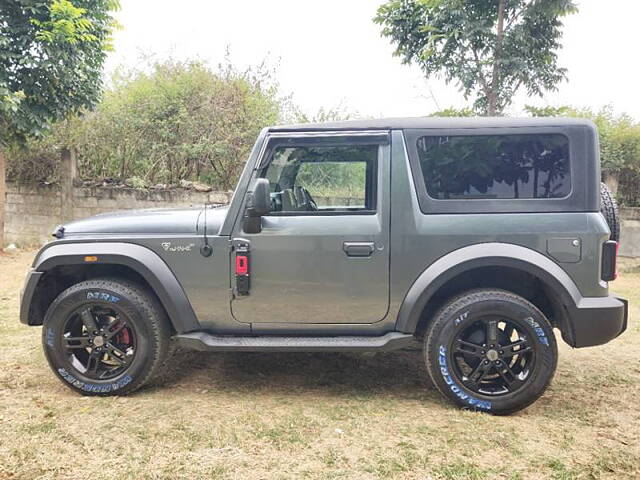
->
[42, 278, 171, 396]
[600, 182, 621, 242]
[424, 289, 558, 415]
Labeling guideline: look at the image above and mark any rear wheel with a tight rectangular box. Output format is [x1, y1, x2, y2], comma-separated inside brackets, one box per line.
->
[43, 278, 171, 395]
[424, 289, 557, 415]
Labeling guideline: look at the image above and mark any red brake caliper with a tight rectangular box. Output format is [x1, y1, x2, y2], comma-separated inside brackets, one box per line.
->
[114, 323, 131, 346]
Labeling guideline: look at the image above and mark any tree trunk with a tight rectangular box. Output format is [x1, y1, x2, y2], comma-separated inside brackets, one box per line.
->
[488, 0, 507, 115]
[0, 150, 5, 250]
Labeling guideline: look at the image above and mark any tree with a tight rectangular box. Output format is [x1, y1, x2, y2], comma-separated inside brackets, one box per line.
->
[70, 59, 282, 189]
[0, 0, 118, 248]
[375, 0, 578, 115]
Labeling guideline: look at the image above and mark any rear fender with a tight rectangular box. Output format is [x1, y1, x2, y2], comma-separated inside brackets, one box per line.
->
[396, 243, 582, 337]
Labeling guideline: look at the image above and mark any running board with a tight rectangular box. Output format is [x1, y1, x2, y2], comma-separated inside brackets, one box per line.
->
[174, 331, 415, 352]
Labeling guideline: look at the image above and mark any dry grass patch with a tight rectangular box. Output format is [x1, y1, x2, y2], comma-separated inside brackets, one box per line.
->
[0, 249, 639, 479]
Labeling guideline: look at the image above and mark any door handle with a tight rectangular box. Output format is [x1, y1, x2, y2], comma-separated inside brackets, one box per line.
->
[343, 242, 375, 257]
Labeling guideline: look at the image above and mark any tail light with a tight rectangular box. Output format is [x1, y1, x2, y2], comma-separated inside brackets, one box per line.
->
[601, 241, 618, 281]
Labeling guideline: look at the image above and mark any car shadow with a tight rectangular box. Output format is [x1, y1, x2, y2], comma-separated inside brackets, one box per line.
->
[150, 347, 438, 400]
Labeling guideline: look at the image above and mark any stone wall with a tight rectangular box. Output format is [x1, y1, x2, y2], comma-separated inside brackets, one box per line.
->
[4, 183, 640, 257]
[619, 207, 640, 258]
[4, 183, 232, 246]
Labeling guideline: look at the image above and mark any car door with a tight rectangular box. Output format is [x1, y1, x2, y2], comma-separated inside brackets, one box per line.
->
[230, 131, 391, 328]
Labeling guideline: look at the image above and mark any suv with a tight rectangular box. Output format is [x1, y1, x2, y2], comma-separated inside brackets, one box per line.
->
[20, 117, 627, 414]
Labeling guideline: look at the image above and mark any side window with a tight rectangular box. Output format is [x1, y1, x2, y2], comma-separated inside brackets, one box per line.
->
[261, 144, 378, 213]
[416, 134, 570, 200]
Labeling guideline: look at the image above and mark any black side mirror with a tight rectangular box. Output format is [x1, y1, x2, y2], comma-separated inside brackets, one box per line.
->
[244, 178, 270, 233]
[247, 178, 270, 217]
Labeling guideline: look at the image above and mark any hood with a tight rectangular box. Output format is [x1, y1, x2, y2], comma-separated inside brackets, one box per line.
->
[61, 205, 229, 236]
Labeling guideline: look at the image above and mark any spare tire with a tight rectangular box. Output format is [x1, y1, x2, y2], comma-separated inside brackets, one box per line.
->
[600, 182, 621, 242]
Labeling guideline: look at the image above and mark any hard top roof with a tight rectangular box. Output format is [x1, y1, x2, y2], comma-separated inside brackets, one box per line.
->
[268, 116, 594, 132]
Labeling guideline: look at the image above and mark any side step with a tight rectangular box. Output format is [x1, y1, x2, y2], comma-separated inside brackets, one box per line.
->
[174, 331, 415, 353]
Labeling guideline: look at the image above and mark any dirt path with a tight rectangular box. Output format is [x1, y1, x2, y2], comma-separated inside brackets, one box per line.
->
[1, 250, 639, 479]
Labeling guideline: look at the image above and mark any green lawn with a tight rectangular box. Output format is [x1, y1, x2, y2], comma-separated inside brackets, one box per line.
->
[1, 250, 639, 480]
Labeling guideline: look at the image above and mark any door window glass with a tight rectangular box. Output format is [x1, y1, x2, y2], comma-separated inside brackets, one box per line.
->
[261, 145, 377, 213]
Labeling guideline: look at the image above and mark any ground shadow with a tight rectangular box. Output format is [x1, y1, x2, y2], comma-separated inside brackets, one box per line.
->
[150, 346, 438, 401]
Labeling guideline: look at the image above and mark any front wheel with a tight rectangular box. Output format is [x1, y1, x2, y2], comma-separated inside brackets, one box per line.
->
[424, 289, 558, 415]
[43, 278, 171, 396]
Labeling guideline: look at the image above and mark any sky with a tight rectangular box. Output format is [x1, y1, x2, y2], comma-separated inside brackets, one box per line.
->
[105, 0, 640, 120]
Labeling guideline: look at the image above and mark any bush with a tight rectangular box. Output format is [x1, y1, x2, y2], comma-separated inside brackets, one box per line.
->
[6, 58, 287, 189]
[526, 104, 640, 206]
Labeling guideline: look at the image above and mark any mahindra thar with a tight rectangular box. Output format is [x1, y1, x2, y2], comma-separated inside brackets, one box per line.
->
[20, 117, 628, 414]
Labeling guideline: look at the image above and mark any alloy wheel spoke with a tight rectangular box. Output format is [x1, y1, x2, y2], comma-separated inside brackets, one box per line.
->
[63, 336, 92, 350]
[468, 361, 491, 384]
[486, 320, 499, 346]
[502, 339, 532, 358]
[455, 339, 484, 358]
[104, 321, 126, 341]
[106, 343, 131, 365]
[496, 363, 515, 387]
[79, 308, 99, 334]
[85, 351, 102, 375]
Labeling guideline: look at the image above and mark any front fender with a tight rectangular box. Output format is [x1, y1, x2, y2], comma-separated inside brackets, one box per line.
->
[24, 242, 200, 333]
[395, 242, 582, 335]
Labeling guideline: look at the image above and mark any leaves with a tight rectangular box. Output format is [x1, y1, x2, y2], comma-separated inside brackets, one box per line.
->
[0, 0, 119, 145]
[374, 0, 578, 115]
[5, 58, 285, 188]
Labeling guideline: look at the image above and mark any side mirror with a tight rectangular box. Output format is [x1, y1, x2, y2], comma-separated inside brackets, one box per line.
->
[247, 178, 271, 217]
[244, 178, 270, 233]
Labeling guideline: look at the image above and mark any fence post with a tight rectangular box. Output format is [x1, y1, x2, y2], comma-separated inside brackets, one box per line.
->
[60, 148, 77, 223]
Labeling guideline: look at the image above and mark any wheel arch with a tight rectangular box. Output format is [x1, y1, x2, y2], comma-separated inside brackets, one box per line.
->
[23, 242, 200, 334]
[395, 243, 582, 346]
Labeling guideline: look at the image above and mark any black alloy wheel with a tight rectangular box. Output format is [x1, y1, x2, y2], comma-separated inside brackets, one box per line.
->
[450, 315, 536, 396]
[425, 289, 558, 415]
[61, 304, 137, 380]
[43, 278, 171, 396]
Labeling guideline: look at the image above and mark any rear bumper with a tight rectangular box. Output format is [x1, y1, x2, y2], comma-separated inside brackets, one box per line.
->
[568, 295, 628, 347]
[20, 269, 43, 325]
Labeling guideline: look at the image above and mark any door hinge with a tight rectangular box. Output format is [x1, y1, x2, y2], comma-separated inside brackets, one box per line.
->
[232, 238, 251, 296]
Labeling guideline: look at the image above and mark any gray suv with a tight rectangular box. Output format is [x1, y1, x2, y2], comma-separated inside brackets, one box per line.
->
[20, 117, 628, 414]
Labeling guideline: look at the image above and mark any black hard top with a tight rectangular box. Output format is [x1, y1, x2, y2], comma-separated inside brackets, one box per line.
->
[269, 116, 595, 132]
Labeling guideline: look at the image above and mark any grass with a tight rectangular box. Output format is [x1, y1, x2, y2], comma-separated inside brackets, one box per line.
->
[1, 250, 639, 480]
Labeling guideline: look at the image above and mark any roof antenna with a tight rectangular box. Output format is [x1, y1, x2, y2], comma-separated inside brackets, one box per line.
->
[200, 202, 213, 257]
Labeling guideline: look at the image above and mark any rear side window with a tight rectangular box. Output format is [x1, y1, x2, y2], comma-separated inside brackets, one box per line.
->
[416, 134, 570, 200]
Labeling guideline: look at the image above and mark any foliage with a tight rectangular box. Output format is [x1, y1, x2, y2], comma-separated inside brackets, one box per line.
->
[525, 104, 640, 206]
[525, 104, 640, 174]
[0, 0, 119, 144]
[7, 59, 287, 188]
[375, 0, 577, 115]
[429, 106, 475, 117]
[523, 104, 570, 117]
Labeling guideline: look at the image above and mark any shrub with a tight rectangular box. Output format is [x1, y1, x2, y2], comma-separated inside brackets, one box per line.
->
[6, 58, 286, 189]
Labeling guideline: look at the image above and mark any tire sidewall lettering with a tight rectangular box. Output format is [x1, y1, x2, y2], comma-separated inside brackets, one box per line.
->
[58, 367, 132, 393]
[438, 345, 492, 411]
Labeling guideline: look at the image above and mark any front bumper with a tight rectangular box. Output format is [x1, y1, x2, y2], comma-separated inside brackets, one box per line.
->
[20, 269, 44, 325]
[568, 295, 628, 347]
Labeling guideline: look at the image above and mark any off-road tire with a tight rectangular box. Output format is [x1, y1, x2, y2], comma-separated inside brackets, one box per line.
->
[424, 289, 558, 415]
[600, 182, 621, 242]
[43, 278, 171, 396]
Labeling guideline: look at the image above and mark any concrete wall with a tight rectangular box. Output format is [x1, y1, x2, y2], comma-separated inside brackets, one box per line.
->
[4, 183, 232, 246]
[4, 182, 640, 256]
[619, 208, 640, 258]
